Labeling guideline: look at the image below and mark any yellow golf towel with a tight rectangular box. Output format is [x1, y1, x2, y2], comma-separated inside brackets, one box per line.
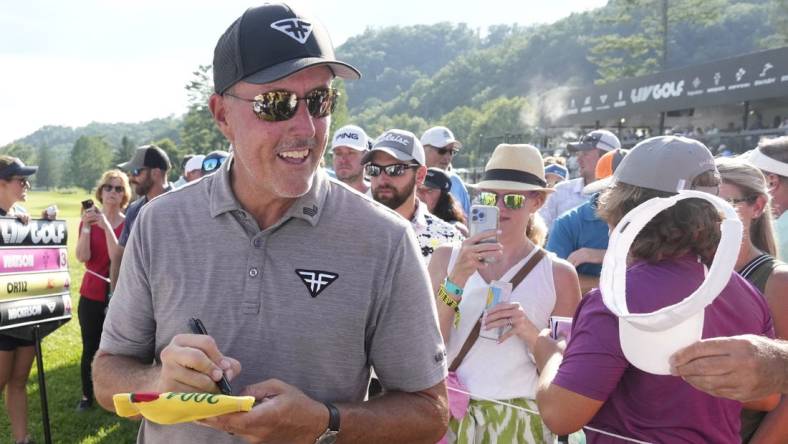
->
[113, 391, 256, 424]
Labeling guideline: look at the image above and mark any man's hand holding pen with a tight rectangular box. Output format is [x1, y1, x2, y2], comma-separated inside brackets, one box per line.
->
[156, 329, 242, 395]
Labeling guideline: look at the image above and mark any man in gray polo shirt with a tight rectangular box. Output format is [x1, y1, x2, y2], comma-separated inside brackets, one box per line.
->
[92, 4, 448, 444]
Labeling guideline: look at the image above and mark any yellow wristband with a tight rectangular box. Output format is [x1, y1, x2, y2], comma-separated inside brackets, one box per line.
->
[438, 285, 461, 327]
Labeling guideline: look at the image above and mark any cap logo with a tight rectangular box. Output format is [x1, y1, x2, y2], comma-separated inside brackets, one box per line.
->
[380, 133, 409, 146]
[336, 132, 359, 140]
[271, 19, 313, 44]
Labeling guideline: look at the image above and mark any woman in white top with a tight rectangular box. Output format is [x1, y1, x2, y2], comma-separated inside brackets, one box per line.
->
[429, 144, 581, 444]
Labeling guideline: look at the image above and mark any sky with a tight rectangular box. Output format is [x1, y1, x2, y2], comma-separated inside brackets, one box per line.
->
[0, 0, 607, 146]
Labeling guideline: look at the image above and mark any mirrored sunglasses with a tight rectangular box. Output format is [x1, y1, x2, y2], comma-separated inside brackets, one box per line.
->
[101, 184, 124, 193]
[224, 88, 339, 122]
[478, 191, 526, 209]
[365, 163, 419, 177]
[202, 157, 226, 173]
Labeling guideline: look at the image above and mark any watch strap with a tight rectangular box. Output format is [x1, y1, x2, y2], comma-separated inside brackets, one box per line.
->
[324, 401, 340, 432]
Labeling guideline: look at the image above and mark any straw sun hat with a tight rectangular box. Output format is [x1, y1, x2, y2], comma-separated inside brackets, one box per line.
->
[476, 144, 553, 193]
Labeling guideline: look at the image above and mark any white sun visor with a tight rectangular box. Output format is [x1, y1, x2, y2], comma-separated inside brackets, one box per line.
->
[600, 190, 742, 375]
[746, 147, 788, 177]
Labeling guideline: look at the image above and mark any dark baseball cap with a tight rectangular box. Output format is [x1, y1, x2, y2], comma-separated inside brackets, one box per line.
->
[213, 3, 361, 94]
[118, 145, 171, 172]
[0, 157, 37, 179]
[424, 168, 452, 192]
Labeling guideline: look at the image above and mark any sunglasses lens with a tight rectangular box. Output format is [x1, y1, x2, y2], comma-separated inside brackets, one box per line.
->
[479, 192, 497, 206]
[203, 158, 220, 172]
[365, 165, 382, 177]
[504, 194, 525, 209]
[384, 165, 406, 176]
[253, 92, 298, 122]
[306, 89, 336, 118]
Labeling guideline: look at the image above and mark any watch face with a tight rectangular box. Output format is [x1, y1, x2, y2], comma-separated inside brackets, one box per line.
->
[316, 430, 338, 444]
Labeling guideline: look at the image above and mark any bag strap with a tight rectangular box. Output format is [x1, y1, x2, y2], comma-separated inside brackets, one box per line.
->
[448, 248, 546, 372]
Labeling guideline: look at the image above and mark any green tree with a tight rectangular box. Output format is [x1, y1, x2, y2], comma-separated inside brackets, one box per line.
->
[113, 135, 137, 167]
[35, 145, 57, 190]
[1, 142, 36, 164]
[180, 65, 227, 155]
[588, 0, 724, 83]
[68, 136, 112, 190]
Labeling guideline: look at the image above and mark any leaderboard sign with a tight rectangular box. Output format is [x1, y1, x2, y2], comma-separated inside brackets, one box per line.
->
[555, 46, 788, 125]
[0, 217, 71, 333]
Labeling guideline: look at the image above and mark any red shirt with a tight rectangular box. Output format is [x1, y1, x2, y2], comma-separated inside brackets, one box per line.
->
[79, 220, 124, 302]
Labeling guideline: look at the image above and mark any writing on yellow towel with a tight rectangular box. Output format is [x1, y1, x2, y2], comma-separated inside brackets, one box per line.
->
[113, 391, 255, 425]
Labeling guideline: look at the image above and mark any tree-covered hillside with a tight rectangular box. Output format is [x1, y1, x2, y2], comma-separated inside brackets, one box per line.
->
[3, 0, 786, 188]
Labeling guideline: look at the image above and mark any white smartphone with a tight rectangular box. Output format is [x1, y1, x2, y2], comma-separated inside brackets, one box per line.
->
[469, 205, 499, 244]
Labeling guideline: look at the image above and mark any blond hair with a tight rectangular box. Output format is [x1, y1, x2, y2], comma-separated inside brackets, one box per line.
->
[94, 169, 132, 210]
[716, 157, 776, 256]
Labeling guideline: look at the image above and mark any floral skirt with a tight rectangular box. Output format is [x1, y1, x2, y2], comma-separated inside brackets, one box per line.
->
[446, 397, 554, 444]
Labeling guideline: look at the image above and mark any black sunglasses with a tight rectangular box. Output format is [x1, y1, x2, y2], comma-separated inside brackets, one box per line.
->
[101, 184, 124, 193]
[224, 88, 339, 122]
[130, 167, 148, 177]
[365, 163, 419, 177]
[431, 146, 458, 156]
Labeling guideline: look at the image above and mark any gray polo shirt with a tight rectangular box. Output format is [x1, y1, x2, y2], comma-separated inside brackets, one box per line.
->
[100, 157, 447, 443]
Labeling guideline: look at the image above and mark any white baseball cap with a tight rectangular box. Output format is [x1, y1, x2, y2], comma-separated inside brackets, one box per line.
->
[567, 129, 621, 153]
[420, 126, 462, 149]
[600, 190, 742, 375]
[184, 155, 206, 174]
[331, 125, 369, 152]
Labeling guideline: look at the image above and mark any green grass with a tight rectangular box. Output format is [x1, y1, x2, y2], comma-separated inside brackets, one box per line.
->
[0, 191, 139, 443]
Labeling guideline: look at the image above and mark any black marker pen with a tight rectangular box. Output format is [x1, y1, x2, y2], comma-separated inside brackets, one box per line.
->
[188, 317, 233, 395]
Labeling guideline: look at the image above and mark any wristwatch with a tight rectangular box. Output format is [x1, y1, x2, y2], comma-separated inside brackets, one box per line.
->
[314, 401, 340, 444]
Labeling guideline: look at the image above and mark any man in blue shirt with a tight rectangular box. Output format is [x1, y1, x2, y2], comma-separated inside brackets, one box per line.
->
[421, 126, 471, 217]
[545, 149, 627, 293]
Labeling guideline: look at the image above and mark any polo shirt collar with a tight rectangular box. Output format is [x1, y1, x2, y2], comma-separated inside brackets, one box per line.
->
[208, 155, 329, 226]
[283, 168, 329, 226]
[411, 199, 429, 230]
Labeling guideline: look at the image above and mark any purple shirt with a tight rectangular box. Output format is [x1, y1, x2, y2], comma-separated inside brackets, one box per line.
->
[554, 256, 774, 443]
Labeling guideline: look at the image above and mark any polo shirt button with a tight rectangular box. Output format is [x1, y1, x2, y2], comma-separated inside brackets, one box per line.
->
[249, 267, 259, 277]
[253, 239, 262, 248]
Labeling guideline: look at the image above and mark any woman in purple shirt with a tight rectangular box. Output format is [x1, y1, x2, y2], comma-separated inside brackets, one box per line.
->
[532, 136, 777, 443]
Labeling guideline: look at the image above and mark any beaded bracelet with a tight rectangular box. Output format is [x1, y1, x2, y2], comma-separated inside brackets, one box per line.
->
[438, 284, 461, 327]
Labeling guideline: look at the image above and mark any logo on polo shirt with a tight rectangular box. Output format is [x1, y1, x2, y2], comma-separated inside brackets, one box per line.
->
[303, 205, 318, 217]
[295, 269, 338, 298]
[271, 19, 313, 44]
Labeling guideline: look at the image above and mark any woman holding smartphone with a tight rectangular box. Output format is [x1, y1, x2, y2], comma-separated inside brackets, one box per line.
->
[428, 144, 581, 443]
[75, 169, 130, 411]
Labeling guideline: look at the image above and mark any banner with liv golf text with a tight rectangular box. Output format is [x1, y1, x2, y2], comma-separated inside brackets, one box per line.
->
[0, 217, 72, 333]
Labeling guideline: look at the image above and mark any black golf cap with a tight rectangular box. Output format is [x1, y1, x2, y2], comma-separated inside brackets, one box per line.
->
[213, 3, 361, 94]
[0, 157, 37, 179]
[118, 145, 171, 171]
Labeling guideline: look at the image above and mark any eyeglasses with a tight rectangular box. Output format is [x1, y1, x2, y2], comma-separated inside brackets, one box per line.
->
[101, 184, 124, 193]
[724, 195, 756, 205]
[431, 146, 458, 156]
[130, 167, 148, 177]
[224, 87, 339, 122]
[202, 157, 226, 173]
[478, 191, 527, 209]
[365, 163, 419, 177]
